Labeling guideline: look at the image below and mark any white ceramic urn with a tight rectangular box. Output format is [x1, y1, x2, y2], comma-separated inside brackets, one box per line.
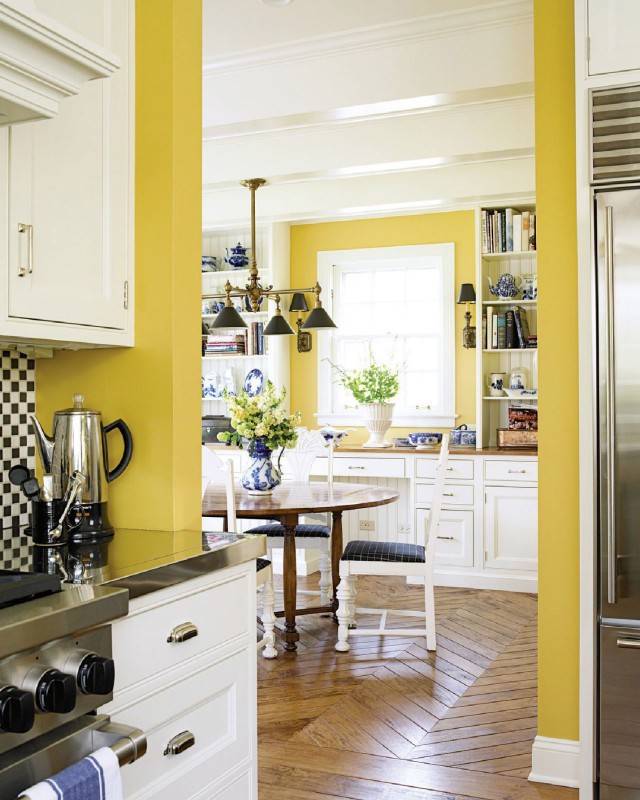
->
[360, 403, 394, 448]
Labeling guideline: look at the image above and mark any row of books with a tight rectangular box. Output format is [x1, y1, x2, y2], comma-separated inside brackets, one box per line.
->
[482, 209, 536, 254]
[203, 322, 267, 357]
[483, 306, 534, 349]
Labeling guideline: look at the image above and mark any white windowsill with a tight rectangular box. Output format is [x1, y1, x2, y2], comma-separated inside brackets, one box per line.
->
[316, 412, 459, 428]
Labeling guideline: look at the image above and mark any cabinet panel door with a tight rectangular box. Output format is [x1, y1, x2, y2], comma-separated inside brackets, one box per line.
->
[484, 485, 537, 571]
[588, 0, 640, 75]
[6, 0, 131, 330]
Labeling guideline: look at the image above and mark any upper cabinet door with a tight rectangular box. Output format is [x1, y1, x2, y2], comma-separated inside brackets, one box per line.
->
[6, 0, 132, 336]
[588, 0, 640, 75]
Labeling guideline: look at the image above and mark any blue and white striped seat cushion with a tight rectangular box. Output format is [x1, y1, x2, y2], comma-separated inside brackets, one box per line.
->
[341, 539, 425, 563]
[256, 558, 271, 572]
[246, 522, 330, 538]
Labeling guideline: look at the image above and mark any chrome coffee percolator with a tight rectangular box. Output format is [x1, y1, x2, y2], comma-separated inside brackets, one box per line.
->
[31, 394, 133, 539]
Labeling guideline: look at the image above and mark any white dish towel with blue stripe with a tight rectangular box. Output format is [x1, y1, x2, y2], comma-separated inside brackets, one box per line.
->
[20, 746, 123, 800]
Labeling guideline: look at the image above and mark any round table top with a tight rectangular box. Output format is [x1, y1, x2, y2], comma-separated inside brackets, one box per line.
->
[202, 481, 399, 518]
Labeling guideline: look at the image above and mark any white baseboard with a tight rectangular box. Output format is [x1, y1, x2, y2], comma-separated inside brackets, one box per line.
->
[529, 736, 580, 788]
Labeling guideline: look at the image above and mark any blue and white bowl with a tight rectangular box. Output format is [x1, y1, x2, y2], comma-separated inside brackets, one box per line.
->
[319, 426, 354, 447]
[202, 255, 217, 272]
[407, 432, 443, 449]
[449, 425, 477, 447]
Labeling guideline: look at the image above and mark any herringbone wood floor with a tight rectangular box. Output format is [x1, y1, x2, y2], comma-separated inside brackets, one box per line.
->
[258, 575, 577, 800]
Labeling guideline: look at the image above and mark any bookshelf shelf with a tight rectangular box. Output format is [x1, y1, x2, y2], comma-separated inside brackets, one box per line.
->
[482, 396, 538, 402]
[202, 354, 268, 361]
[482, 300, 537, 306]
[481, 251, 537, 260]
[483, 349, 537, 354]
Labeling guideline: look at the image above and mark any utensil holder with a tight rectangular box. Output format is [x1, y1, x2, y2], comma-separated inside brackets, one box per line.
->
[30, 499, 67, 544]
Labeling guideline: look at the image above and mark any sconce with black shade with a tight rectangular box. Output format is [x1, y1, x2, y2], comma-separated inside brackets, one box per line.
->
[289, 292, 312, 352]
[457, 283, 476, 349]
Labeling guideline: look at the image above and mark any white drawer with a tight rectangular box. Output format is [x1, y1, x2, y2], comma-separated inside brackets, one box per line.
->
[119, 646, 253, 800]
[484, 459, 538, 483]
[415, 508, 474, 567]
[415, 482, 474, 507]
[416, 458, 474, 481]
[112, 571, 252, 693]
[313, 456, 406, 479]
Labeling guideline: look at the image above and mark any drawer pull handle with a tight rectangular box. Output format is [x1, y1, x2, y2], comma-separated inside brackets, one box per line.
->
[443, 492, 455, 497]
[617, 637, 640, 649]
[437, 535, 455, 541]
[348, 466, 366, 470]
[167, 623, 199, 643]
[163, 730, 195, 756]
[508, 469, 527, 474]
[446, 467, 453, 471]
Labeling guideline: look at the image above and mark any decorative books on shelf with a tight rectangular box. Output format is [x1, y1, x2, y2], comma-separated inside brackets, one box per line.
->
[483, 305, 535, 350]
[203, 322, 267, 357]
[482, 209, 536, 254]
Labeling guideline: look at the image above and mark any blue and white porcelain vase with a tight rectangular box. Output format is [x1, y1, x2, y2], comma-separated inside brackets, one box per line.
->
[242, 438, 281, 496]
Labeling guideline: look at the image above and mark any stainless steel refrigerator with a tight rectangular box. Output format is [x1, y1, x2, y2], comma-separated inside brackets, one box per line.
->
[597, 186, 640, 800]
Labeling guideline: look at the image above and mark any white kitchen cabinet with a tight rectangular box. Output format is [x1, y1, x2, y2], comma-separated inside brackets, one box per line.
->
[103, 562, 258, 800]
[0, 0, 133, 348]
[484, 485, 538, 572]
[587, 0, 640, 75]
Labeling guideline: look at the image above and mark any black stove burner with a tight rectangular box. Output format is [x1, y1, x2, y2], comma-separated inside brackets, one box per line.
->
[0, 571, 62, 609]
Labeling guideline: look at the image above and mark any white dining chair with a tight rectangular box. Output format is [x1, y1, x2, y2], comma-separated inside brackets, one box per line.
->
[334, 434, 449, 653]
[201, 446, 277, 658]
[244, 428, 332, 604]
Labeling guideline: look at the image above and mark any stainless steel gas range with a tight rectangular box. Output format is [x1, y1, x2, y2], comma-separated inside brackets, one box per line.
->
[0, 565, 146, 797]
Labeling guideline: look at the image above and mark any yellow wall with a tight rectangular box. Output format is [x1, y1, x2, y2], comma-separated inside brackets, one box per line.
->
[35, 0, 202, 531]
[289, 212, 476, 444]
[534, 0, 580, 739]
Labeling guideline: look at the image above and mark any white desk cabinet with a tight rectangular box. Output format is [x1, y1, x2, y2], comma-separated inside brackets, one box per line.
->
[103, 562, 258, 800]
[587, 0, 640, 75]
[0, 0, 133, 348]
[484, 485, 538, 573]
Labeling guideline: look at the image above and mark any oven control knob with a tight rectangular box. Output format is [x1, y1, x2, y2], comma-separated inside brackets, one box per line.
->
[0, 686, 35, 733]
[77, 654, 115, 696]
[35, 669, 76, 714]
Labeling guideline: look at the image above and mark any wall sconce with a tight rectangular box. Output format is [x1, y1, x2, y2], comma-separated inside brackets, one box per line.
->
[457, 283, 476, 349]
[289, 293, 312, 353]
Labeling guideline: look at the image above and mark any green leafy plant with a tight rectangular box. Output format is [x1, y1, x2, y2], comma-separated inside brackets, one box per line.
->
[328, 357, 400, 405]
[217, 381, 301, 453]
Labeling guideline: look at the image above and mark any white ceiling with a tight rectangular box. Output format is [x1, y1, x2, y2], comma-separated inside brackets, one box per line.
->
[201, 0, 536, 227]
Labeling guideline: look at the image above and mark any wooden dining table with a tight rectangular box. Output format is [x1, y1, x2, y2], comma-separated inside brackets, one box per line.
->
[202, 481, 399, 652]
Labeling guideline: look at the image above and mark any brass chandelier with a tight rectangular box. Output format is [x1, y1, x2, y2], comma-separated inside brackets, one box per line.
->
[203, 179, 336, 336]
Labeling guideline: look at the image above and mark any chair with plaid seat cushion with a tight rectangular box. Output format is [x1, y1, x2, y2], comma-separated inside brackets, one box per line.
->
[335, 435, 449, 653]
[245, 428, 332, 605]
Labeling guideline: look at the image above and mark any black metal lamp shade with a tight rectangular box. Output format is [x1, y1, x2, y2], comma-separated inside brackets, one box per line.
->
[209, 304, 247, 330]
[457, 283, 476, 304]
[288, 293, 309, 313]
[301, 306, 337, 330]
[264, 308, 295, 336]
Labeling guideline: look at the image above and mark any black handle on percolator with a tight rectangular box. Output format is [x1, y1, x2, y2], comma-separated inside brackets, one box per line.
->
[104, 419, 134, 482]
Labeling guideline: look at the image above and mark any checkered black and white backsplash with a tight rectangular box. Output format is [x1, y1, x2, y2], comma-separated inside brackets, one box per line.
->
[1, 350, 36, 568]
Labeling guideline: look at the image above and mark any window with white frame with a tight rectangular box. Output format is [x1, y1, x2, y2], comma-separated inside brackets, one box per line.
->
[317, 244, 456, 427]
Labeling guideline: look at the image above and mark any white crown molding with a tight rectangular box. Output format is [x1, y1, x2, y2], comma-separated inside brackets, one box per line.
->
[529, 736, 580, 788]
[202, 84, 534, 142]
[202, 148, 535, 193]
[0, 0, 119, 122]
[203, 0, 533, 76]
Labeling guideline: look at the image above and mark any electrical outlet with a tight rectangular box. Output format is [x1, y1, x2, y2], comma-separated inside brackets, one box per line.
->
[398, 524, 411, 536]
[359, 520, 375, 531]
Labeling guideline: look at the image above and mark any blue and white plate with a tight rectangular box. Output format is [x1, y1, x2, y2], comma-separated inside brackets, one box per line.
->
[244, 368, 264, 397]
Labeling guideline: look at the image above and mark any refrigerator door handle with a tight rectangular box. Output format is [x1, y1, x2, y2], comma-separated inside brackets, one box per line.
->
[605, 204, 618, 605]
[617, 637, 640, 649]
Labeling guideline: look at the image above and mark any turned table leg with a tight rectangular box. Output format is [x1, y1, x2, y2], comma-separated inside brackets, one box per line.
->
[330, 511, 344, 615]
[281, 513, 299, 652]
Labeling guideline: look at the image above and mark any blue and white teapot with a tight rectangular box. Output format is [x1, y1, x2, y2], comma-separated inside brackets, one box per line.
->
[224, 243, 250, 269]
[487, 273, 523, 299]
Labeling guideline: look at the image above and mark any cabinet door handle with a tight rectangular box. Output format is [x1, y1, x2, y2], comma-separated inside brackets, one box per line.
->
[348, 466, 366, 470]
[507, 469, 527, 474]
[437, 535, 454, 541]
[18, 223, 33, 277]
[163, 730, 195, 756]
[167, 622, 199, 643]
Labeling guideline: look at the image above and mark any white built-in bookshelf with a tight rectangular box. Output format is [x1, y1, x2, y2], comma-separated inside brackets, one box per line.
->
[201, 222, 290, 417]
[475, 203, 538, 448]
